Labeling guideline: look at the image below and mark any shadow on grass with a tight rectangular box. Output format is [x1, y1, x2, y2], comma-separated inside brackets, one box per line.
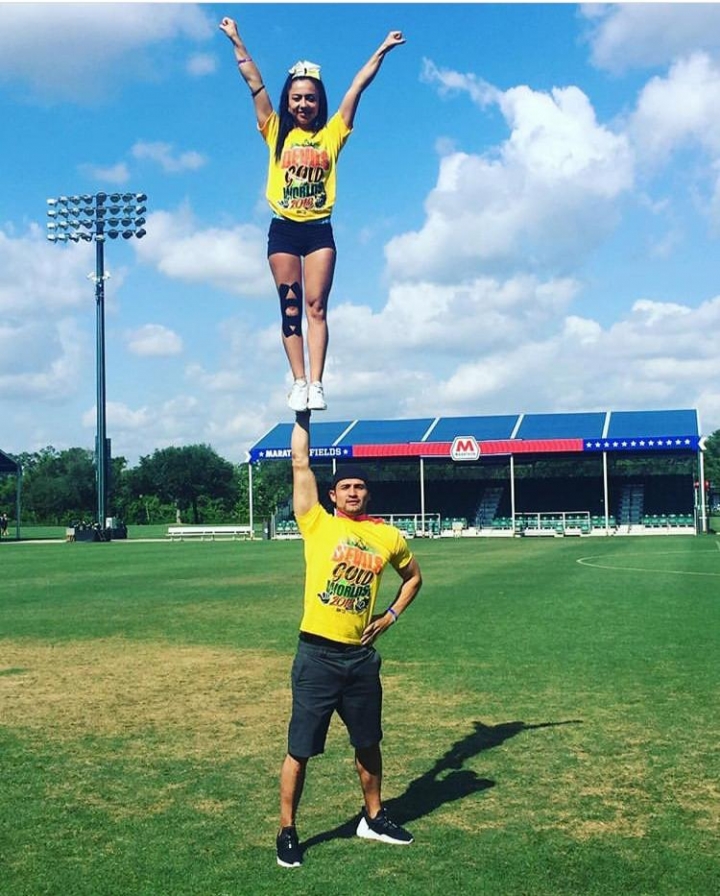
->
[302, 718, 582, 853]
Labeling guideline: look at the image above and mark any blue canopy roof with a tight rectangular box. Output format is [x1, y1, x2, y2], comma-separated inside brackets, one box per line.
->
[0, 449, 20, 474]
[248, 408, 701, 463]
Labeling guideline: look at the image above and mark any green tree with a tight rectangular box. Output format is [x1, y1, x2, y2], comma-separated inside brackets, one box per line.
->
[126, 444, 239, 523]
[0, 467, 19, 516]
[704, 429, 720, 486]
[21, 446, 96, 524]
[234, 460, 292, 522]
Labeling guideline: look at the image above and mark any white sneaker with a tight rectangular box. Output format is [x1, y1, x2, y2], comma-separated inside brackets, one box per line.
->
[287, 379, 308, 412]
[356, 807, 414, 844]
[308, 381, 327, 411]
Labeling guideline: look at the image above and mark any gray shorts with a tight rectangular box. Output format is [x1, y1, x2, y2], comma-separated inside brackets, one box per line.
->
[287, 634, 383, 759]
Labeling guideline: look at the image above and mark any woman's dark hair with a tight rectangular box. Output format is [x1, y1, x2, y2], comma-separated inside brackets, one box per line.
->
[275, 75, 328, 162]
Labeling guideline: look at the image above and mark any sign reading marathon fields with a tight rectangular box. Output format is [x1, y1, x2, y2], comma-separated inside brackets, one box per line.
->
[250, 446, 351, 462]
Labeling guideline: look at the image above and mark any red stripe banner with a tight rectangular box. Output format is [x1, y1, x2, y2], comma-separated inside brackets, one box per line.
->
[351, 439, 585, 458]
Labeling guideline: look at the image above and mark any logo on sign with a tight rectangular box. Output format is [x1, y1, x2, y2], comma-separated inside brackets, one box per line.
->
[451, 436, 481, 461]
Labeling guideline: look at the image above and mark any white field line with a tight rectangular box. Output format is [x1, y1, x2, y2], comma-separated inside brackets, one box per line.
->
[577, 550, 720, 578]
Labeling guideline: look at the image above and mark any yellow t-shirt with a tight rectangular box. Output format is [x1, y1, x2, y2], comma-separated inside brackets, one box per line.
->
[260, 111, 352, 221]
[296, 503, 413, 645]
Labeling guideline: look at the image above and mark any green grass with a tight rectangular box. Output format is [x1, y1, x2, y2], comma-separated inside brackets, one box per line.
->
[1, 535, 719, 895]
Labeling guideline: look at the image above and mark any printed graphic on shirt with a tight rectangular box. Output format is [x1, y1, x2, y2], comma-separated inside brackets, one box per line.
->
[279, 139, 330, 212]
[317, 535, 384, 615]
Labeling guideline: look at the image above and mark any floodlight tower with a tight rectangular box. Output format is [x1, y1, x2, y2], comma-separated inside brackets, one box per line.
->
[46, 192, 147, 533]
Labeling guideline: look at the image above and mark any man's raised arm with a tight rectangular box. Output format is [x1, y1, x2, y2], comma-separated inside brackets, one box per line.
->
[292, 410, 319, 519]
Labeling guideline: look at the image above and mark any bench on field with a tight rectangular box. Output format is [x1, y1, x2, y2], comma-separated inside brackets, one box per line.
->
[166, 525, 253, 541]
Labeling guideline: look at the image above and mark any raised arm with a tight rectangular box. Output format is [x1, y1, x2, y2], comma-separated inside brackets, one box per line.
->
[291, 410, 319, 520]
[338, 31, 406, 129]
[219, 16, 273, 127]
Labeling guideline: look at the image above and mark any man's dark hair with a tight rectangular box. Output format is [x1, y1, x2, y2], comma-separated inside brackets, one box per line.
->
[331, 464, 370, 490]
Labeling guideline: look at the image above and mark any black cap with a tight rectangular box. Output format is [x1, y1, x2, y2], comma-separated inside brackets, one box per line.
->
[330, 464, 370, 490]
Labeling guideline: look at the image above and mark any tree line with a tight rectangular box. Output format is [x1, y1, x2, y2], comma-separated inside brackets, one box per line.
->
[1, 430, 718, 527]
[0, 444, 293, 527]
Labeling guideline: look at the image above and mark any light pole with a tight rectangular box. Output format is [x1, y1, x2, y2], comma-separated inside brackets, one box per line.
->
[47, 192, 147, 533]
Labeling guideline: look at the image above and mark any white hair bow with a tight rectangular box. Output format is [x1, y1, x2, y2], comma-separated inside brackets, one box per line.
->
[288, 60, 321, 80]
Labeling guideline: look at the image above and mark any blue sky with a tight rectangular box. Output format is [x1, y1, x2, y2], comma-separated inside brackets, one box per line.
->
[2, 1, 720, 466]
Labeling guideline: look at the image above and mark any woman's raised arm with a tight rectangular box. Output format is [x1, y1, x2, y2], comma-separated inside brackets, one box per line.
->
[219, 16, 273, 127]
[338, 31, 406, 129]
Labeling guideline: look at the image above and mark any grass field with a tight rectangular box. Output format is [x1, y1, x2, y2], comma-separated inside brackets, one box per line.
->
[1, 534, 719, 895]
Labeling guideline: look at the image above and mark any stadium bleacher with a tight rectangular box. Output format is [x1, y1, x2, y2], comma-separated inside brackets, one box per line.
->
[252, 409, 704, 538]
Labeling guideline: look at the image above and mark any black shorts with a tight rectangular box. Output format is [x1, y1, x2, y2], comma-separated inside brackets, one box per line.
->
[287, 635, 383, 759]
[267, 217, 336, 258]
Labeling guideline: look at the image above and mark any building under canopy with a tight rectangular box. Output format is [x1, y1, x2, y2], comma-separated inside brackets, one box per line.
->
[246, 408, 708, 534]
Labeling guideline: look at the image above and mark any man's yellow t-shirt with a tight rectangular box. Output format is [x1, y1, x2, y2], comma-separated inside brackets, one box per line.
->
[260, 111, 352, 221]
[296, 503, 413, 645]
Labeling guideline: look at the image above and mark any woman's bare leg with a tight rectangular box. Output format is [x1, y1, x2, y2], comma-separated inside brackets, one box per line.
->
[269, 253, 306, 381]
[302, 248, 336, 383]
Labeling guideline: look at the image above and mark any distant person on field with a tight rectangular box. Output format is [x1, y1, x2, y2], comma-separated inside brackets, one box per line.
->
[274, 409, 423, 868]
[219, 15, 405, 412]
[0, 513, 8, 537]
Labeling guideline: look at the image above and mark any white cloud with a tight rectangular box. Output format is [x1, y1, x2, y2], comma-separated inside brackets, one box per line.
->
[99, 401, 154, 431]
[78, 141, 208, 190]
[0, 223, 93, 314]
[630, 52, 720, 161]
[133, 205, 273, 298]
[433, 343, 556, 407]
[126, 324, 183, 357]
[626, 51, 720, 230]
[0, 3, 215, 103]
[582, 3, 720, 74]
[205, 405, 273, 459]
[420, 58, 498, 107]
[394, 292, 720, 427]
[184, 364, 246, 394]
[710, 161, 720, 234]
[187, 53, 217, 77]
[386, 74, 633, 280]
[563, 315, 602, 346]
[320, 365, 434, 423]
[647, 227, 683, 260]
[84, 395, 202, 442]
[0, 318, 89, 402]
[218, 314, 279, 361]
[89, 393, 280, 465]
[132, 141, 207, 174]
[0, 224, 135, 412]
[329, 275, 580, 357]
[695, 388, 720, 437]
[498, 85, 632, 195]
[78, 162, 131, 186]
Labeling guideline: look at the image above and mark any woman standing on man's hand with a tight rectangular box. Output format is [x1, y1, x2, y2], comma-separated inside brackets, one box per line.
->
[220, 16, 405, 412]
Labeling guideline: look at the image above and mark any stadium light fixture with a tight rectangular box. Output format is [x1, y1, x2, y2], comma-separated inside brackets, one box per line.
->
[46, 190, 148, 534]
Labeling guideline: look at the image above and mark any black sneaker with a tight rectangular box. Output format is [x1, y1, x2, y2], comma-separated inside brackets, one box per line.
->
[276, 826, 302, 867]
[356, 807, 414, 845]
